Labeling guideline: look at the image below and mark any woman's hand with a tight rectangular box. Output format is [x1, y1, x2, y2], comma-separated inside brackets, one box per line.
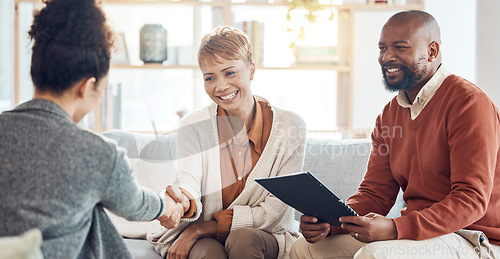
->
[157, 185, 190, 229]
[299, 215, 331, 243]
[167, 221, 217, 259]
[166, 185, 191, 213]
[157, 203, 184, 229]
[339, 212, 398, 243]
[166, 226, 199, 259]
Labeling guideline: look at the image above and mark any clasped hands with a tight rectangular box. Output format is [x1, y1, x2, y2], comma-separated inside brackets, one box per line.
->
[156, 185, 190, 229]
[300, 212, 398, 244]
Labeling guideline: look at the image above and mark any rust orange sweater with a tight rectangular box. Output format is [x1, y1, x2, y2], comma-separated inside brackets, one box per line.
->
[346, 75, 500, 245]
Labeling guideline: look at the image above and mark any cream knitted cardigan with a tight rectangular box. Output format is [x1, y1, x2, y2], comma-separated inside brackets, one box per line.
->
[147, 96, 306, 258]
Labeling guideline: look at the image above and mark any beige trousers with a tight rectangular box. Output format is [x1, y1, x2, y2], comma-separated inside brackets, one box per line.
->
[188, 227, 279, 259]
[290, 233, 500, 259]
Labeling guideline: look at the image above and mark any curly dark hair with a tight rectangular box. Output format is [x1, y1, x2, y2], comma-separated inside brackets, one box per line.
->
[28, 0, 114, 94]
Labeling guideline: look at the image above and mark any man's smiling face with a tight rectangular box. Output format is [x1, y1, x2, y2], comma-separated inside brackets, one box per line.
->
[378, 20, 430, 93]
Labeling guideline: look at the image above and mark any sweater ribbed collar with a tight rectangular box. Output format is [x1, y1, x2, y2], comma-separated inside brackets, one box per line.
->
[396, 65, 451, 120]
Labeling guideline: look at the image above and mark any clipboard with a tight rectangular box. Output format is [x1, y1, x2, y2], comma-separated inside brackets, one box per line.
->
[255, 171, 358, 226]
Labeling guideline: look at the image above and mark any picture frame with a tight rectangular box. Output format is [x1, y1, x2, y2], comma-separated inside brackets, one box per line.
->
[111, 32, 129, 65]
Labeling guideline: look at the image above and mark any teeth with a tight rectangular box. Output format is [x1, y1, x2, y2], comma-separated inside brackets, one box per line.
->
[220, 90, 238, 100]
[387, 68, 400, 73]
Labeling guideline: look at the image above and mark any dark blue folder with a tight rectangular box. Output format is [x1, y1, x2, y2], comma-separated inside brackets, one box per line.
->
[255, 171, 358, 226]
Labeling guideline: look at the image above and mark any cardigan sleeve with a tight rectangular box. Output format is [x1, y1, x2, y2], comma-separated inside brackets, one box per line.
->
[231, 112, 306, 233]
[173, 114, 214, 223]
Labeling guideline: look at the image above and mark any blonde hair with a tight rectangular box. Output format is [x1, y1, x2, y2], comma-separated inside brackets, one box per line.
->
[197, 26, 253, 67]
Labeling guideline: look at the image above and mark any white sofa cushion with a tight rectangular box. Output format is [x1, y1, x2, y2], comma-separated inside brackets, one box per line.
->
[303, 137, 405, 218]
[102, 130, 405, 238]
[303, 138, 371, 200]
[0, 229, 43, 259]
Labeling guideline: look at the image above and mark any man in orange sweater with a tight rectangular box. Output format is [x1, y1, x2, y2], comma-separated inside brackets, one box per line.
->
[291, 10, 500, 258]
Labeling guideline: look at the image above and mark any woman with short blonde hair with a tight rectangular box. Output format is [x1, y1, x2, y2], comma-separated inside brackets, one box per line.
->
[148, 26, 306, 259]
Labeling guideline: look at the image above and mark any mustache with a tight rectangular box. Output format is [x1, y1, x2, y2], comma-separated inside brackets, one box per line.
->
[381, 62, 405, 70]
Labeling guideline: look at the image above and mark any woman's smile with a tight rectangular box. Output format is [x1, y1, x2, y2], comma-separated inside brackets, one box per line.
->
[219, 90, 239, 101]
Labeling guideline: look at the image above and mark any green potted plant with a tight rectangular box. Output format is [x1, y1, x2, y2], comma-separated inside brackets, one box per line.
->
[286, 0, 335, 48]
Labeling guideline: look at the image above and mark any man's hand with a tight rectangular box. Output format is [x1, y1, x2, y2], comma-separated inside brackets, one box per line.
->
[157, 185, 190, 229]
[339, 212, 397, 243]
[299, 215, 331, 243]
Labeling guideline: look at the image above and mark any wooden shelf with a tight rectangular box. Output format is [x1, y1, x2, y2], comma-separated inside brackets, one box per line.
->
[111, 64, 350, 71]
[14, 0, 424, 133]
[258, 64, 350, 71]
[15, 0, 226, 6]
[337, 3, 423, 10]
[231, 2, 423, 10]
[103, 0, 226, 7]
[111, 64, 199, 70]
[16, 0, 423, 10]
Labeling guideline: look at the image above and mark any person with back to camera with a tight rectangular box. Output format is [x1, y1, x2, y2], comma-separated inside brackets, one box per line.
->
[290, 10, 500, 258]
[147, 26, 307, 259]
[0, 0, 184, 258]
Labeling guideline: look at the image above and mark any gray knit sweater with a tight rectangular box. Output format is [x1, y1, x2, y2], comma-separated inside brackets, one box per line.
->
[0, 99, 163, 258]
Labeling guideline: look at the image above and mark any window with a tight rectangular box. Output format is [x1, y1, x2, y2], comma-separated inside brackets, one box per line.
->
[0, 0, 15, 112]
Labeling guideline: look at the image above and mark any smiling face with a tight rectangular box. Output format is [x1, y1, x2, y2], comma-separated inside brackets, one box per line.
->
[201, 57, 255, 117]
[378, 19, 435, 93]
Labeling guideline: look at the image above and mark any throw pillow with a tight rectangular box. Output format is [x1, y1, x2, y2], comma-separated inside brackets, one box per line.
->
[0, 228, 43, 259]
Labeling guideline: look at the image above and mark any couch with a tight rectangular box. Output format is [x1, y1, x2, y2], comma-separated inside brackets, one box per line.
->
[102, 129, 405, 259]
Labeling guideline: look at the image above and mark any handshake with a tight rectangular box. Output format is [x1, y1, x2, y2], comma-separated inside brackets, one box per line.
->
[156, 185, 191, 229]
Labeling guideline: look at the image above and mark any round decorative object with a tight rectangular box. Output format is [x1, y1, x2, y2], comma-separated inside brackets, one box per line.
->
[139, 24, 167, 63]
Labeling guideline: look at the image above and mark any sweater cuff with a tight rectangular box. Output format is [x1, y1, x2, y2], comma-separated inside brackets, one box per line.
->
[392, 216, 411, 240]
[231, 205, 254, 231]
[213, 209, 234, 243]
[155, 194, 165, 219]
[328, 226, 349, 237]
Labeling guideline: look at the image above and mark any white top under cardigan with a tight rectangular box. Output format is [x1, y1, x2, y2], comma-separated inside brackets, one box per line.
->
[147, 96, 306, 258]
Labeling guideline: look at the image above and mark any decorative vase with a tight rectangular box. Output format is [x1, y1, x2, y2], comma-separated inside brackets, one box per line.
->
[139, 24, 167, 63]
